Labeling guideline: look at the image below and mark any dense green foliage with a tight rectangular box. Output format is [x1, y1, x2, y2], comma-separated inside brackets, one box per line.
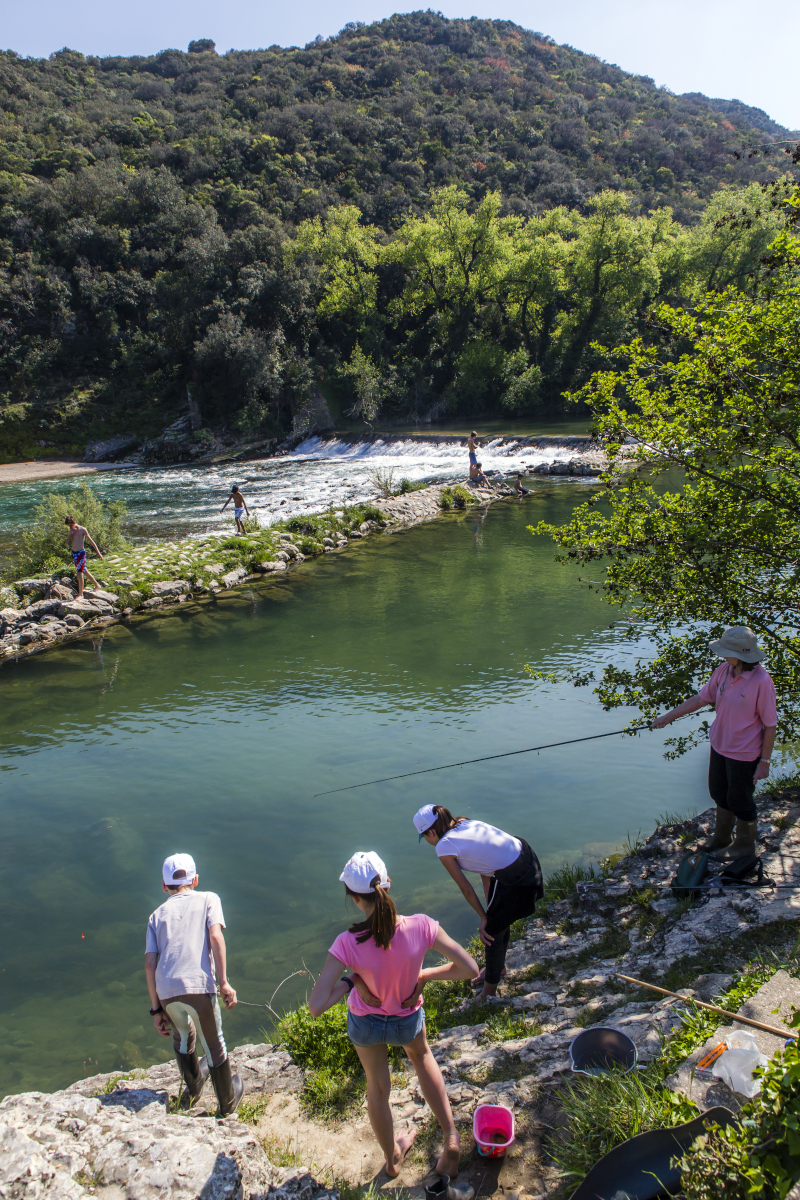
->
[535, 177, 800, 751]
[19, 479, 128, 574]
[0, 12, 794, 455]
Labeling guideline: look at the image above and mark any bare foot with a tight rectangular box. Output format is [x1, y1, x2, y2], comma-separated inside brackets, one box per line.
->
[435, 1137, 460, 1179]
[385, 1127, 417, 1178]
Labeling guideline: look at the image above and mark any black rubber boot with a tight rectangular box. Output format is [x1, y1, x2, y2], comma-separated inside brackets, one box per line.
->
[175, 1051, 209, 1107]
[210, 1057, 244, 1117]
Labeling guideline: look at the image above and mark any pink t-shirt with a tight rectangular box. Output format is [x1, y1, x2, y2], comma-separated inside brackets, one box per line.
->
[697, 663, 777, 761]
[329, 913, 439, 1017]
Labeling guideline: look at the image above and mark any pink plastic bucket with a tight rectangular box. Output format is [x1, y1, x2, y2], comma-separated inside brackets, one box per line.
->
[473, 1104, 515, 1158]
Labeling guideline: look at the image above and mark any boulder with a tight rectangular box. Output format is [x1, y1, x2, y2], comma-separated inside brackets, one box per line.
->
[24, 599, 64, 621]
[13, 578, 50, 595]
[143, 597, 164, 609]
[63, 615, 85, 629]
[322, 537, 334, 547]
[0, 585, 21, 609]
[84, 433, 139, 462]
[0, 608, 21, 633]
[202, 562, 225, 575]
[45, 581, 76, 601]
[58, 599, 105, 619]
[150, 580, 190, 598]
[349, 530, 364, 539]
[221, 566, 248, 589]
[89, 589, 120, 605]
[256, 561, 288, 573]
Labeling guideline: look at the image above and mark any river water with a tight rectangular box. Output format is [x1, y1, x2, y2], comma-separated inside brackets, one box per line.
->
[0, 438, 710, 1097]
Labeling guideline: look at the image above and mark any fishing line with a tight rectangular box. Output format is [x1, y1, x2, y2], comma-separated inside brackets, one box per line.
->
[314, 724, 650, 796]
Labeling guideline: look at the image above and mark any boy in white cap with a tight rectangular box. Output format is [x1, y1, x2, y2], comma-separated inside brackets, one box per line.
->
[145, 853, 244, 1115]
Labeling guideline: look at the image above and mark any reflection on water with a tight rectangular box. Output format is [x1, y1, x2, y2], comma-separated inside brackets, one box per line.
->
[0, 491, 708, 1096]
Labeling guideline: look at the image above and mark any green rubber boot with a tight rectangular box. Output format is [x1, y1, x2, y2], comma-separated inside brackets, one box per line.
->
[175, 1050, 209, 1107]
[721, 819, 758, 859]
[699, 807, 735, 853]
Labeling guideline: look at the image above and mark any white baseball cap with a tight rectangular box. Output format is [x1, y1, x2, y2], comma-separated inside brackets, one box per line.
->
[413, 804, 437, 840]
[339, 851, 389, 893]
[162, 853, 197, 886]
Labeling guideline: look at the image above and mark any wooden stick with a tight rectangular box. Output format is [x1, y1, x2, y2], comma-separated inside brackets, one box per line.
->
[616, 974, 793, 1039]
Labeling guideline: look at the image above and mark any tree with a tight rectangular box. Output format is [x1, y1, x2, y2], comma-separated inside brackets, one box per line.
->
[533, 181, 800, 755]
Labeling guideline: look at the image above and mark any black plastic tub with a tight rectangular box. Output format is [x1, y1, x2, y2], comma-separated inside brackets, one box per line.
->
[569, 1027, 638, 1076]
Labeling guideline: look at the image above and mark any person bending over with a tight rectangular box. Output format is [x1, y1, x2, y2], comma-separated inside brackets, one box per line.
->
[65, 516, 103, 597]
[514, 474, 530, 496]
[651, 626, 776, 859]
[145, 853, 243, 1115]
[414, 805, 543, 999]
[308, 851, 477, 1181]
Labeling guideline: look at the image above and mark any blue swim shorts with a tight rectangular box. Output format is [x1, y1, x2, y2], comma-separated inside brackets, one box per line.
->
[469, 452, 477, 465]
[347, 1006, 426, 1048]
[234, 507, 244, 520]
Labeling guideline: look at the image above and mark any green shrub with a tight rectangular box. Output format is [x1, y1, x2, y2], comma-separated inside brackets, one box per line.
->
[439, 490, 454, 511]
[277, 1002, 360, 1075]
[396, 478, 427, 494]
[19, 481, 128, 575]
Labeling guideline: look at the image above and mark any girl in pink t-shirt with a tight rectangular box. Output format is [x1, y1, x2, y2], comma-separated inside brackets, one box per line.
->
[308, 851, 477, 1182]
[652, 625, 777, 859]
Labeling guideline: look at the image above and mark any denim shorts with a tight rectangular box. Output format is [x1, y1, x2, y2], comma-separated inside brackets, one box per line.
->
[347, 1006, 426, 1048]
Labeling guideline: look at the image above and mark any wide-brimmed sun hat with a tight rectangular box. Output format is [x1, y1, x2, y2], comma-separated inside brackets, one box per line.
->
[709, 626, 764, 663]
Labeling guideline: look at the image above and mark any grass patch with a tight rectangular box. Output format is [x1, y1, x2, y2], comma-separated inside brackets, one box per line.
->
[301, 1067, 366, 1122]
[482, 1011, 541, 1043]
[439, 485, 477, 511]
[396, 478, 428, 494]
[573, 1003, 616, 1029]
[550, 1068, 698, 1185]
[95, 1072, 134, 1095]
[238, 1094, 271, 1125]
[593, 925, 630, 959]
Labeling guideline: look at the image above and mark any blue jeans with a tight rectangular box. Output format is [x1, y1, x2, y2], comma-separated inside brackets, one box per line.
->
[347, 1006, 426, 1047]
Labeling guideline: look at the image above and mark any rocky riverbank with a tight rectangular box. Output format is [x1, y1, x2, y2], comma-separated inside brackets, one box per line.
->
[4, 789, 799, 1199]
[0, 474, 534, 666]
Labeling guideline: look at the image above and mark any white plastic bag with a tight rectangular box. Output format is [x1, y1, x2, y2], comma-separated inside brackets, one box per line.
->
[712, 1031, 769, 1098]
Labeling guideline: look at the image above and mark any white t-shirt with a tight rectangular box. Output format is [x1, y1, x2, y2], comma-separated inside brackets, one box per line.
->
[435, 820, 521, 876]
[145, 890, 225, 999]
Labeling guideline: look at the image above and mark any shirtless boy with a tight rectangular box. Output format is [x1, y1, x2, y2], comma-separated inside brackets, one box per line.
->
[65, 516, 103, 596]
[220, 485, 250, 535]
[467, 431, 479, 469]
[514, 473, 530, 496]
[469, 461, 494, 489]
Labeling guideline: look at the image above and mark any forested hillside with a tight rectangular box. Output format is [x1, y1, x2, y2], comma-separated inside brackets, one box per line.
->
[0, 11, 797, 457]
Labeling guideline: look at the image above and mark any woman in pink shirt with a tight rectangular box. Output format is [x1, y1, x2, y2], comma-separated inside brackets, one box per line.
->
[308, 851, 478, 1182]
[652, 626, 777, 858]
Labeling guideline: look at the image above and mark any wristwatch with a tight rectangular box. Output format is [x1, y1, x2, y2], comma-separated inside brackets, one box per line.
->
[149, 1005, 164, 1016]
[760, 758, 771, 764]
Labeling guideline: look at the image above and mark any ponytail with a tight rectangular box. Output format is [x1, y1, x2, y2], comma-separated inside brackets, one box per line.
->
[428, 805, 467, 841]
[346, 876, 397, 950]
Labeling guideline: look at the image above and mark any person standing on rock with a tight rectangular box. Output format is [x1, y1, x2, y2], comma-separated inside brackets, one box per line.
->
[467, 431, 479, 471]
[414, 805, 543, 1000]
[651, 627, 777, 859]
[220, 485, 250, 535]
[308, 851, 477, 1183]
[65, 515, 103, 597]
[145, 852, 244, 1116]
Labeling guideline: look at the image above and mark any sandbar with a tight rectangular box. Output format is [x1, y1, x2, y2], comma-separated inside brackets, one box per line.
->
[0, 459, 134, 485]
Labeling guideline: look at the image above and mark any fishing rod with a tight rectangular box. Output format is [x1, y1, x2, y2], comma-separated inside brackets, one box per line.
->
[314, 724, 649, 797]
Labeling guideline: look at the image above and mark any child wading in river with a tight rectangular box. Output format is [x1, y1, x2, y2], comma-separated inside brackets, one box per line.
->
[308, 851, 477, 1182]
[65, 515, 103, 597]
[145, 853, 243, 1114]
[220, 485, 250, 535]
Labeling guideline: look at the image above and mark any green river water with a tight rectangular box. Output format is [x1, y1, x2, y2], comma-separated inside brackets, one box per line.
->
[0, 486, 709, 1097]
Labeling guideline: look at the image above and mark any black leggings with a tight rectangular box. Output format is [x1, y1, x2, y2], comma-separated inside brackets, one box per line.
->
[708, 747, 760, 821]
[484, 839, 544, 985]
